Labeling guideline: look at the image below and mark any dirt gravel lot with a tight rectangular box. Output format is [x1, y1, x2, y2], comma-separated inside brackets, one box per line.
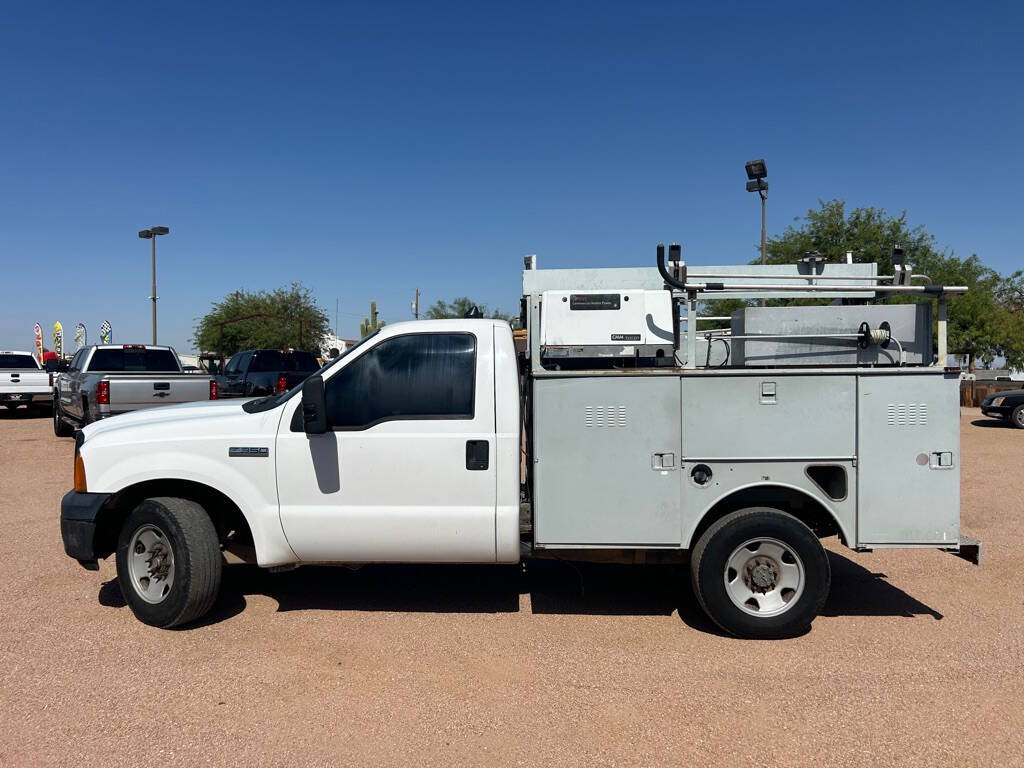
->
[0, 408, 1022, 767]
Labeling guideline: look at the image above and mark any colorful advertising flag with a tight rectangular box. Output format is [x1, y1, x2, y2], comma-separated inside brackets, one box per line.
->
[99, 320, 112, 344]
[33, 323, 44, 362]
[74, 323, 87, 349]
[53, 322, 64, 359]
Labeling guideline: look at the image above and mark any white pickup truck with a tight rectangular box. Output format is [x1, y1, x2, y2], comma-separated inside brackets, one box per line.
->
[1, 350, 53, 413]
[60, 253, 978, 638]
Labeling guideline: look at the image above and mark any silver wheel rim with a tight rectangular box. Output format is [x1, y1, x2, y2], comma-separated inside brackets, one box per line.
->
[127, 524, 175, 604]
[724, 537, 804, 618]
[1016, 409, 1024, 427]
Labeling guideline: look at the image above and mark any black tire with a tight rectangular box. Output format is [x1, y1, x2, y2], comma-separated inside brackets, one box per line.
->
[1011, 405, 1024, 430]
[691, 507, 830, 639]
[115, 497, 222, 628]
[53, 400, 74, 436]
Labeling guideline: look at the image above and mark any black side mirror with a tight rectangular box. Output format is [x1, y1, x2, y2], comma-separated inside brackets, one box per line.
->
[301, 375, 328, 434]
[44, 360, 59, 373]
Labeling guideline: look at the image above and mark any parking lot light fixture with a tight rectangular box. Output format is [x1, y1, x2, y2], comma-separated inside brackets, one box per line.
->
[744, 159, 769, 267]
[138, 226, 170, 344]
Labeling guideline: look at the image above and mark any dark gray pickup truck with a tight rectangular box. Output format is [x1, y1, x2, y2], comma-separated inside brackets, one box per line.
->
[53, 344, 215, 436]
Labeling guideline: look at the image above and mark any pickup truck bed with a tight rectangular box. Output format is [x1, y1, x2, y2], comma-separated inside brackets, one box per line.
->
[54, 344, 214, 433]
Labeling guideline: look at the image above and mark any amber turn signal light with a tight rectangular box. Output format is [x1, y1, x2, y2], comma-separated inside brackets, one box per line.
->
[74, 455, 88, 492]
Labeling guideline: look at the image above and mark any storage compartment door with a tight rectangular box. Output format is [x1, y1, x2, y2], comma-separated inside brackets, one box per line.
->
[533, 377, 682, 546]
[856, 375, 960, 546]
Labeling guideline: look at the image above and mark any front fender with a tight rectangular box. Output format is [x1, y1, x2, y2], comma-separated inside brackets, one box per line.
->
[86, 446, 296, 566]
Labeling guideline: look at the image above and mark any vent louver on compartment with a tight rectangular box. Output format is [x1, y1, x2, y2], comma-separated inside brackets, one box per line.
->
[886, 403, 928, 426]
[584, 405, 627, 428]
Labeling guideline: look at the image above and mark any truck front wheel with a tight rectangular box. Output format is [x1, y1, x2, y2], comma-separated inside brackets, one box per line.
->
[1011, 404, 1024, 429]
[691, 507, 830, 639]
[115, 497, 223, 628]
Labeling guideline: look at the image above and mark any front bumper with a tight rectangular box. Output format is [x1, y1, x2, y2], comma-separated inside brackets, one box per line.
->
[981, 405, 1012, 418]
[60, 490, 112, 570]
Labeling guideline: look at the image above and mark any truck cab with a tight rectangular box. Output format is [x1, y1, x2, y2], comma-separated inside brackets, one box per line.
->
[61, 320, 521, 627]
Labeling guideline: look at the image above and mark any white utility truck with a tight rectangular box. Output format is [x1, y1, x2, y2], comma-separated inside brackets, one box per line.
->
[60, 247, 980, 637]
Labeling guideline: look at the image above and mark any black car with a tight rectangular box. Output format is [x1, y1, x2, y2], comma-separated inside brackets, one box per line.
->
[216, 348, 319, 398]
[980, 389, 1024, 429]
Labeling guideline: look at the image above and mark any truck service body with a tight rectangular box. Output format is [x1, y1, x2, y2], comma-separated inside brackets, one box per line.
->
[59, 251, 979, 637]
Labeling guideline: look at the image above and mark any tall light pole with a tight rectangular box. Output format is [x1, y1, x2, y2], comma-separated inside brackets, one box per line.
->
[745, 159, 768, 265]
[138, 226, 169, 344]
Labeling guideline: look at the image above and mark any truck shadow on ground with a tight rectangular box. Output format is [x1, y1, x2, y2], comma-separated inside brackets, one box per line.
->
[97, 549, 942, 634]
[970, 418, 1015, 429]
[0, 407, 48, 420]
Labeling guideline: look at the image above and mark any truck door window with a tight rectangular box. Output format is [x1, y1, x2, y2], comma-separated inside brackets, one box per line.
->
[224, 354, 240, 376]
[325, 333, 476, 429]
[68, 350, 83, 372]
[237, 351, 254, 373]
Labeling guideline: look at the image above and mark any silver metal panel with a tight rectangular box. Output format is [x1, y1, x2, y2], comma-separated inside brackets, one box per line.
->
[856, 374, 960, 545]
[681, 375, 856, 459]
[731, 304, 932, 367]
[523, 263, 878, 299]
[533, 376, 682, 546]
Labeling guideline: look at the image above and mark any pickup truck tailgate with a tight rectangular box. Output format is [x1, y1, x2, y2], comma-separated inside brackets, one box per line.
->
[1, 370, 51, 401]
[108, 376, 211, 412]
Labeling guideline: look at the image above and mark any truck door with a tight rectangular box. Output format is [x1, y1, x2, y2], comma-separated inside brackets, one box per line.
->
[222, 352, 251, 397]
[275, 329, 499, 562]
[58, 350, 83, 417]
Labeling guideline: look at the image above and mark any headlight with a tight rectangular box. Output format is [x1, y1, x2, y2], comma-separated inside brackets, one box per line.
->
[993, 397, 1005, 406]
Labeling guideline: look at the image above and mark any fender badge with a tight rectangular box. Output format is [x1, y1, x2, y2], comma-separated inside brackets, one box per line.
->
[228, 447, 269, 458]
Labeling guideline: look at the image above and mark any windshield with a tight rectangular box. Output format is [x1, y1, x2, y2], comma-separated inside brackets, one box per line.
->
[242, 331, 380, 414]
[88, 347, 181, 372]
[0, 354, 40, 369]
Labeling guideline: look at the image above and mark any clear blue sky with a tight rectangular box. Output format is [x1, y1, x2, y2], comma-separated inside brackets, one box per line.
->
[2, 1, 1021, 352]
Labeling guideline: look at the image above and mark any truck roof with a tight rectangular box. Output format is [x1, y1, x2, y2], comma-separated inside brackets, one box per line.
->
[87, 344, 176, 351]
[0, 350, 35, 356]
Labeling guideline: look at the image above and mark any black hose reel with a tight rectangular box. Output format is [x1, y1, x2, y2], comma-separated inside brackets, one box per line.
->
[858, 321, 892, 349]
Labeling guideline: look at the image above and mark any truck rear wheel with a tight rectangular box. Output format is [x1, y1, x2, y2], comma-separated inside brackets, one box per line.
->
[53, 400, 74, 436]
[691, 507, 830, 639]
[115, 497, 222, 628]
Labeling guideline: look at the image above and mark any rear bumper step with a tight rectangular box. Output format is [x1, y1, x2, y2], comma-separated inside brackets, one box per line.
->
[950, 535, 982, 566]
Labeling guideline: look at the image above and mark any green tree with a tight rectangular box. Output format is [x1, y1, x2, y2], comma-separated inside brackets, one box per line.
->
[995, 270, 1024, 369]
[765, 200, 1023, 369]
[424, 297, 517, 326]
[192, 283, 329, 356]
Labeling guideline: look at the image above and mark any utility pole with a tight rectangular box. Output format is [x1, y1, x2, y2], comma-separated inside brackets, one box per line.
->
[412, 288, 420, 319]
[138, 226, 170, 344]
